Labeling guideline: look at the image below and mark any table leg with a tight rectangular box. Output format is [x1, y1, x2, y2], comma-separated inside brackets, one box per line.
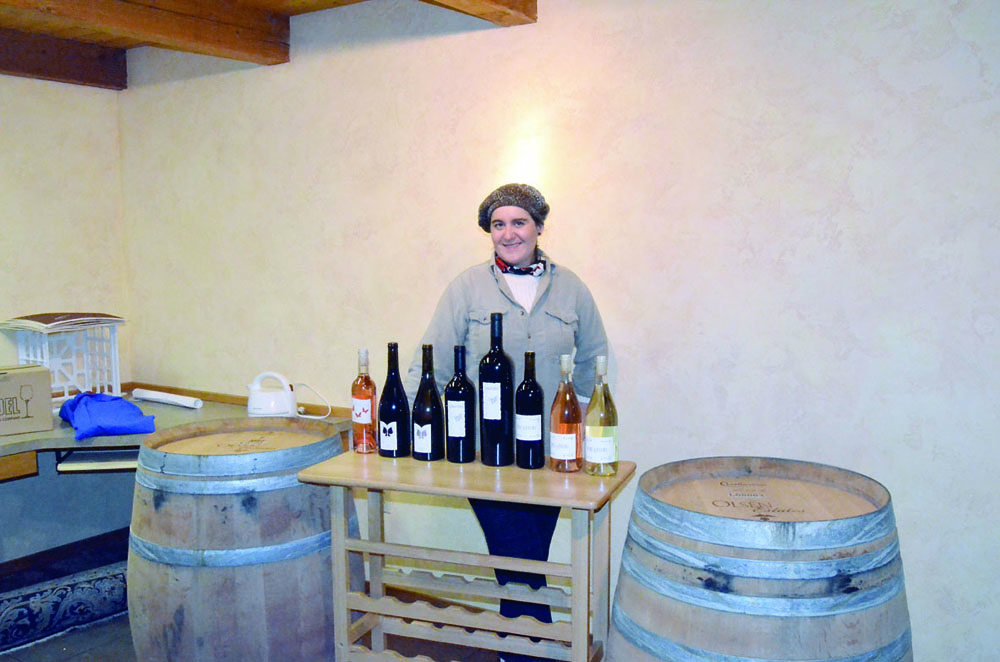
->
[368, 489, 386, 652]
[331, 486, 351, 662]
[592, 501, 611, 652]
[571, 508, 591, 662]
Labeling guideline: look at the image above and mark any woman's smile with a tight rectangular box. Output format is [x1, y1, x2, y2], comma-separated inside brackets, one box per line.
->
[490, 205, 542, 268]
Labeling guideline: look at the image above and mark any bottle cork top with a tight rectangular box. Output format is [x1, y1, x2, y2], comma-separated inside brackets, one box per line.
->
[595, 355, 608, 376]
[559, 354, 572, 373]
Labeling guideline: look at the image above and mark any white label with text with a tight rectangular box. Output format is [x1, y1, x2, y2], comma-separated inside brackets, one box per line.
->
[516, 414, 542, 441]
[550, 431, 578, 460]
[482, 382, 502, 420]
[414, 423, 432, 454]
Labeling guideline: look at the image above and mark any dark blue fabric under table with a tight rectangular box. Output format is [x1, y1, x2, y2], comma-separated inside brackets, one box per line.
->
[469, 498, 560, 662]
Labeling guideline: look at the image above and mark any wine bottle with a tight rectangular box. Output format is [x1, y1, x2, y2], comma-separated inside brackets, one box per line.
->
[351, 348, 377, 453]
[412, 344, 444, 462]
[378, 342, 411, 458]
[549, 354, 582, 472]
[584, 356, 618, 476]
[515, 351, 544, 469]
[478, 312, 514, 466]
[444, 345, 476, 463]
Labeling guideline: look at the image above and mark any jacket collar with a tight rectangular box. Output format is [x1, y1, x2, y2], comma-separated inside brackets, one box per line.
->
[489, 249, 555, 311]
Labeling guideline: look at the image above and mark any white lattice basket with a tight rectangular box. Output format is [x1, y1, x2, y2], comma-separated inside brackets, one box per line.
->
[2, 313, 123, 402]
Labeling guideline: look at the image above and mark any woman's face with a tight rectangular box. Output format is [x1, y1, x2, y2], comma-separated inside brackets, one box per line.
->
[490, 205, 543, 268]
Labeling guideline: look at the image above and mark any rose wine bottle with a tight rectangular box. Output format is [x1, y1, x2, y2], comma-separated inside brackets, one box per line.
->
[351, 349, 377, 453]
[378, 342, 411, 458]
[478, 312, 514, 466]
[444, 345, 476, 463]
[584, 356, 618, 476]
[412, 344, 444, 462]
[549, 354, 582, 472]
[515, 351, 544, 469]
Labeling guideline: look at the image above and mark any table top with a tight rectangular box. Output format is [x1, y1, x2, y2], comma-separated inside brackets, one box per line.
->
[298, 452, 636, 511]
[0, 398, 349, 458]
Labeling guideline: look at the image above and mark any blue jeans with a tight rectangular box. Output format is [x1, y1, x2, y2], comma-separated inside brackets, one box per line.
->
[469, 499, 560, 662]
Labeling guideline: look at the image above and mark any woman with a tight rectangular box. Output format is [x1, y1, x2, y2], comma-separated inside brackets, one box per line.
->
[406, 183, 608, 406]
[406, 183, 608, 660]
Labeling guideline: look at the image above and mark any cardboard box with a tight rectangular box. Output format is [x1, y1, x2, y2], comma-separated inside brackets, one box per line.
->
[0, 364, 53, 436]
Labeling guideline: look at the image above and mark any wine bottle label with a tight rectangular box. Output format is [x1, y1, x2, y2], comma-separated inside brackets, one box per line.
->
[352, 398, 372, 424]
[516, 414, 542, 441]
[414, 423, 432, 453]
[585, 426, 618, 463]
[380, 420, 398, 451]
[482, 382, 502, 420]
[550, 431, 578, 460]
[446, 399, 467, 433]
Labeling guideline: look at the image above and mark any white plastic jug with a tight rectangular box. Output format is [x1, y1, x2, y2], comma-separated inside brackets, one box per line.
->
[247, 372, 331, 419]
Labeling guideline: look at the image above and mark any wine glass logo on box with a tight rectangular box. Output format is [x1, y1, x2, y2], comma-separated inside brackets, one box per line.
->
[0, 364, 53, 436]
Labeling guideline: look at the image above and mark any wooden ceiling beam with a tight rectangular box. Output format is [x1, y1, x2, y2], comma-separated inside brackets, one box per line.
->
[277, 0, 370, 17]
[420, 0, 535, 26]
[2, 0, 290, 65]
[0, 27, 126, 89]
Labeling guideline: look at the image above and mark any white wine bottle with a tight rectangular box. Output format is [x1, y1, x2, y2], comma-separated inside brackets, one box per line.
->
[584, 356, 618, 476]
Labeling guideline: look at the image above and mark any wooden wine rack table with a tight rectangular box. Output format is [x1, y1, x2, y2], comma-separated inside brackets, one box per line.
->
[299, 453, 635, 662]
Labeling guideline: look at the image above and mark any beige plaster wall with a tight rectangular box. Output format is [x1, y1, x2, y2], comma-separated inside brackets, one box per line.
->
[2, 0, 994, 656]
[0, 76, 137, 558]
[0, 76, 130, 371]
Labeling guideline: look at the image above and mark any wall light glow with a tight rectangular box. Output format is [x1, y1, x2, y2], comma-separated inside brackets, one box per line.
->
[497, 110, 549, 187]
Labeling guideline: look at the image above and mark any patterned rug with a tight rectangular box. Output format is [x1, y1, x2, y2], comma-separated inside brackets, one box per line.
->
[0, 561, 127, 652]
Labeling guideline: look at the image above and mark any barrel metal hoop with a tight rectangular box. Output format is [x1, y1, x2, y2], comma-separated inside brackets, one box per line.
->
[129, 531, 330, 567]
[138, 438, 339, 476]
[620, 551, 904, 616]
[134, 468, 303, 494]
[626, 519, 901, 579]
[633, 489, 896, 550]
[611, 601, 912, 662]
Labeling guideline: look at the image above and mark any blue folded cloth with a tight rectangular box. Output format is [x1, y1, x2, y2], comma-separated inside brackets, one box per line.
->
[59, 393, 156, 441]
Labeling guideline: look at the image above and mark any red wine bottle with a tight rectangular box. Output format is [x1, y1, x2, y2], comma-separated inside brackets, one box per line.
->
[478, 312, 514, 466]
[378, 342, 411, 458]
[444, 345, 476, 463]
[412, 344, 444, 461]
[515, 351, 544, 469]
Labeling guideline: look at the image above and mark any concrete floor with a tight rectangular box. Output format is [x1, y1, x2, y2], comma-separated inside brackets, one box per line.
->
[0, 611, 504, 662]
[0, 612, 134, 662]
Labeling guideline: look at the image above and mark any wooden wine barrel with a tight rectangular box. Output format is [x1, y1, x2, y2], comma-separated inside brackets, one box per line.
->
[127, 417, 362, 662]
[607, 457, 911, 662]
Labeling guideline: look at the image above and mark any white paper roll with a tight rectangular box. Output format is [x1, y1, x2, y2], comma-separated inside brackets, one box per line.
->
[132, 388, 203, 409]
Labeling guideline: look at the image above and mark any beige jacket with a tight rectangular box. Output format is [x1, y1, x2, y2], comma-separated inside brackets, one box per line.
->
[405, 252, 608, 450]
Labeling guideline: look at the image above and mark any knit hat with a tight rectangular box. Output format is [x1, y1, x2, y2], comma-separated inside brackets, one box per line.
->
[478, 183, 550, 232]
